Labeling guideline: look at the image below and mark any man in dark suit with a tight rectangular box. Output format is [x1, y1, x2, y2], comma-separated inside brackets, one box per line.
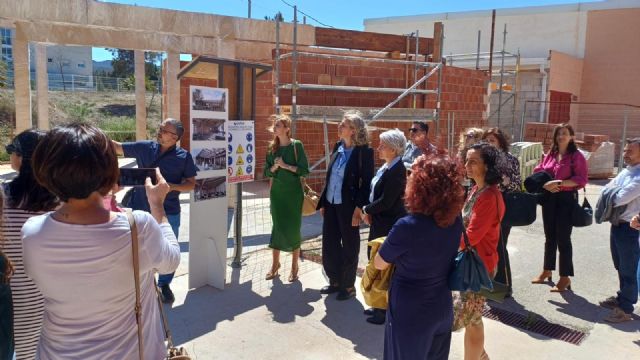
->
[317, 111, 374, 301]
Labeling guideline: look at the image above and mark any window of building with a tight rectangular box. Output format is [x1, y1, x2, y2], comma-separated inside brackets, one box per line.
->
[77, 63, 85, 68]
[47, 58, 53, 63]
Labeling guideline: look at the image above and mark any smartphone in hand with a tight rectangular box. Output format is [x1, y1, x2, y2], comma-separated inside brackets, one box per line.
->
[119, 168, 158, 187]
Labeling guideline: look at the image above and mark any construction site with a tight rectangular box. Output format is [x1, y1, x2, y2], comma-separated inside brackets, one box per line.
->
[1, 0, 640, 358]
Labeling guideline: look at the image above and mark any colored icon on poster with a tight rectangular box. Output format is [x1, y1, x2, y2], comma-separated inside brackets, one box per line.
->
[236, 156, 245, 165]
[246, 165, 253, 174]
[246, 144, 253, 153]
[246, 132, 253, 142]
[236, 167, 244, 176]
[236, 144, 245, 154]
[228, 133, 232, 142]
[228, 156, 233, 165]
[246, 154, 253, 164]
[227, 167, 233, 176]
[228, 144, 232, 152]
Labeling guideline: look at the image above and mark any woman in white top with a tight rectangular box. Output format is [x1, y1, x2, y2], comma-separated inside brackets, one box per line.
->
[21, 124, 180, 360]
[1, 129, 59, 360]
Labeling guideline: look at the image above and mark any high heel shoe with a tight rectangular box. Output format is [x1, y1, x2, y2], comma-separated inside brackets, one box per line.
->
[265, 263, 281, 280]
[531, 270, 553, 284]
[550, 277, 571, 292]
[288, 266, 299, 282]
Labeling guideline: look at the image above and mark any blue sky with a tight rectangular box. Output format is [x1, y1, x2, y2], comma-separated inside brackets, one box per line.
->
[92, 0, 601, 61]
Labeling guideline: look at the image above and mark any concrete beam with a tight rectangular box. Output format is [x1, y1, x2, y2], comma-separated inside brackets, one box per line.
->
[134, 50, 146, 140]
[13, 28, 31, 133]
[1, 0, 315, 47]
[166, 52, 180, 120]
[34, 43, 49, 130]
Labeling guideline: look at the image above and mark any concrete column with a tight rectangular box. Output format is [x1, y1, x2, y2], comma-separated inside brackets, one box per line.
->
[13, 33, 31, 133]
[134, 50, 147, 140]
[166, 52, 180, 120]
[35, 43, 49, 130]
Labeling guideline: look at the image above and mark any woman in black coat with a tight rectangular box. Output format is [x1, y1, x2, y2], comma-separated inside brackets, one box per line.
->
[361, 128, 408, 324]
[317, 110, 374, 301]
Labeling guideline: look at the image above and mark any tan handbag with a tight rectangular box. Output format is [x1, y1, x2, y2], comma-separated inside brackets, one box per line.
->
[292, 139, 319, 216]
[126, 210, 191, 360]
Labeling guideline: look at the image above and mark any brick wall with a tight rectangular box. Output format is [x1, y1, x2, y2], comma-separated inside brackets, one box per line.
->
[252, 54, 488, 181]
[171, 53, 488, 183]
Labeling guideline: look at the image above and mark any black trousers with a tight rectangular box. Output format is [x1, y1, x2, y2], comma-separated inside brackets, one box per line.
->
[322, 203, 362, 289]
[541, 191, 577, 277]
[494, 223, 512, 289]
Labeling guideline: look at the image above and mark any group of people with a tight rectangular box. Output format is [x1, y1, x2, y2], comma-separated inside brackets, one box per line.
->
[263, 110, 639, 359]
[1, 119, 197, 359]
[1, 110, 638, 359]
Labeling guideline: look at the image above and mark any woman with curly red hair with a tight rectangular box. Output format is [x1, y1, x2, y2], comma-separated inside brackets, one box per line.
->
[374, 155, 465, 360]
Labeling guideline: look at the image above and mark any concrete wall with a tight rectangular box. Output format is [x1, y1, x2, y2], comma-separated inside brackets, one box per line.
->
[364, 1, 640, 59]
[27, 44, 93, 77]
[579, 8, 640, 105]
[548, 50, 583, 97]
[577, 8, 640, 151]
[364, 5, 588, 59]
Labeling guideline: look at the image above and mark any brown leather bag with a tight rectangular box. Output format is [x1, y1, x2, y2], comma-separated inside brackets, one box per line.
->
[291, 139, 319, 216]
[126, 209, 191, 360]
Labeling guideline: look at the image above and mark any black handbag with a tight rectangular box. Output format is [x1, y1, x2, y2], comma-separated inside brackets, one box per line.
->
[502, 192, 538, 227]
[572, 189, 593, 227]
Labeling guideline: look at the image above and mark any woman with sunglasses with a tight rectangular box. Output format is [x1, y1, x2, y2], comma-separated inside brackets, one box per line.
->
[0, 130, 59, 359]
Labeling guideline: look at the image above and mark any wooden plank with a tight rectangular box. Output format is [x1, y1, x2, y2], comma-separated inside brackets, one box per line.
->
[315, 27, 434, 55]
[432, 22, 444, 63]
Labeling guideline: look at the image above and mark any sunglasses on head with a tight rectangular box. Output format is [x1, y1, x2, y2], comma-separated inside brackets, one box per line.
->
[5, 142, 20, 155]
[409, 128, 421, 133]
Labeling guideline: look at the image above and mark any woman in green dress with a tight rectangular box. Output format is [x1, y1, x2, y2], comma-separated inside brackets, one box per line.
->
[264, 114, 310, 282]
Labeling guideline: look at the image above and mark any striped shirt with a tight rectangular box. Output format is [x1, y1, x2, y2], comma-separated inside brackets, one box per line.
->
[2, 207, 45, 360]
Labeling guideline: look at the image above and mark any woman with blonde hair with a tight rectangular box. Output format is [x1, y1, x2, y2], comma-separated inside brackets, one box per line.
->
[264, 114, 310, 282]
[317, 110, 374, 300]
[458, 127, 485, 163]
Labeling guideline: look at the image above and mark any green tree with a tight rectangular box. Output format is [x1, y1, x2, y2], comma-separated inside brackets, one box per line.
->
[105, 49, 163, 80]
[264, 12, 284, 21]
[0, 58, 7, 88]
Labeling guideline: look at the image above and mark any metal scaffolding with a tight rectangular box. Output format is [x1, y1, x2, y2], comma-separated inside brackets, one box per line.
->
[445, 23, 521, 135]
[272, 11, 444, 170]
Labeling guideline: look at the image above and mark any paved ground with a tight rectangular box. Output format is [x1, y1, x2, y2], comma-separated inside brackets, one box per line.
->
[3, 164, 638, 358]
[156, 180, 640, 359]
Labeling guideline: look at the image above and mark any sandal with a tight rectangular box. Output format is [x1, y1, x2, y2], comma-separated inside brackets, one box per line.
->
[265, 263, 281, 280]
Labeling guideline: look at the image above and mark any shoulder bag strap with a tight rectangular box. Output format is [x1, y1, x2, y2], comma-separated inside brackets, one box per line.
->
[291, 139, 307, 190]
[126, 209, 144, 360]
[495, 192, 510, 286]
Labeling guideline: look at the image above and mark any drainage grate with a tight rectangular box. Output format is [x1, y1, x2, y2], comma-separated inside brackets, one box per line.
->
[483, 306, 588, 345]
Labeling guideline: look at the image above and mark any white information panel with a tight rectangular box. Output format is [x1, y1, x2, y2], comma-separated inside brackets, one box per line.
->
[188, 86, 228, 289]
[227, 120, 255, 184]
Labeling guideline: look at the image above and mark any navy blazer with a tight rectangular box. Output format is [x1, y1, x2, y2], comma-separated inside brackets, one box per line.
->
[317, 141, 374, 210]
[364, 159, 407, 240]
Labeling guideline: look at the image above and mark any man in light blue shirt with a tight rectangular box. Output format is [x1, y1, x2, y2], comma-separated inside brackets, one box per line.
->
[599, 138, 640, 323]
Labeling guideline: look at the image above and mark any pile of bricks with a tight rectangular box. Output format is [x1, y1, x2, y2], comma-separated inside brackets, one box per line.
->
[575, 134, 610, 152]
[523, 122, 558, 152]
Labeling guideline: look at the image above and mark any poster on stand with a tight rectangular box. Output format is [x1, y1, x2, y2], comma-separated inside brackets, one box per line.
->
[188, 86, 228, 290]
[227, 120, 255, 184]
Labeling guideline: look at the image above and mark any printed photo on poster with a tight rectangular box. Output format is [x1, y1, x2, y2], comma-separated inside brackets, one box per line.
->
[193, 147, 226, 171]
[191, 88, 226, 112]
[192, 118, 225, 141]
[194, 176, 226, 202]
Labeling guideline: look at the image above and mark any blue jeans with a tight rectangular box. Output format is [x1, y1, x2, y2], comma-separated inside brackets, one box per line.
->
[610, 223, 640, 314]
[158, 213, 181, 287]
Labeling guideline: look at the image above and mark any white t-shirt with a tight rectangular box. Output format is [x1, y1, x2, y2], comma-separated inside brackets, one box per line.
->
[22, 211, 180, 360]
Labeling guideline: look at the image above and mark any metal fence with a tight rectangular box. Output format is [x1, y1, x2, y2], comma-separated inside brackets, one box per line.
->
[3, 71, 162, 92]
